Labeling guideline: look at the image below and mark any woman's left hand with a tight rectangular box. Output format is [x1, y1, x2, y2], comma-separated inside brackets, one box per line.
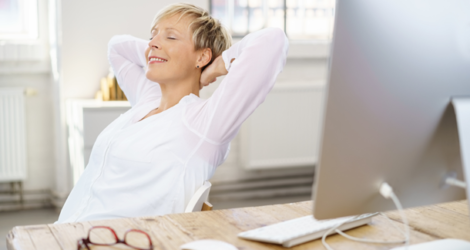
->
[199, 55, 229, 89]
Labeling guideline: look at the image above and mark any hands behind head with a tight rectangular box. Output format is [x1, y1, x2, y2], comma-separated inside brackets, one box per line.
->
[199, 55, 230, 90]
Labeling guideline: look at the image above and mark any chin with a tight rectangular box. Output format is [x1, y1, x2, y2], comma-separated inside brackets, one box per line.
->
[145, 71, 161, 83]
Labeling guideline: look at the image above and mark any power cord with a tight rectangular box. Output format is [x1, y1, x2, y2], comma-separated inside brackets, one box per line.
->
[380, 182, 410, 247]
[445, 177, 467, 189]
[321, 182, 410, 250]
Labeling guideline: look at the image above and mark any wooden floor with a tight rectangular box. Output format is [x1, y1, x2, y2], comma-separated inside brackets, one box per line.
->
[0, 209, 58, 250]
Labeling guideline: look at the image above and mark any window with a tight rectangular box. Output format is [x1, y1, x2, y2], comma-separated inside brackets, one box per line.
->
[0, 0, 38, 40]
[211, 0, 335, 40]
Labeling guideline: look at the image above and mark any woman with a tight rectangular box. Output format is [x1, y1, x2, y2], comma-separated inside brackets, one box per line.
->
[57, 3, 288, 223]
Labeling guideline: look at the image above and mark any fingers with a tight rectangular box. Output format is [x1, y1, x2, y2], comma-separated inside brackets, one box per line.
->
[200, 78, 217, 89]
[204, 78, 216, 87]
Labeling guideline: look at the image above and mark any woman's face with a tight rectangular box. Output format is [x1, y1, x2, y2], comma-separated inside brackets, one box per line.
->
[145, 14, 200, 84]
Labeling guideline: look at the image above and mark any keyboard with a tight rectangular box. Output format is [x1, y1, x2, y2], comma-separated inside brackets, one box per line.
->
[238, 212, 379, 248]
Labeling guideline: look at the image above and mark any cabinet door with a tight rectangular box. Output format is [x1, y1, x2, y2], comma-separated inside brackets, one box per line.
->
[83, 107, 130, 164]
[67, 100, 131, 185]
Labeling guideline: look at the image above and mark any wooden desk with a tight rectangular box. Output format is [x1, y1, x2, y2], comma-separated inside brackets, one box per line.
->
[6, 200, 470, 250]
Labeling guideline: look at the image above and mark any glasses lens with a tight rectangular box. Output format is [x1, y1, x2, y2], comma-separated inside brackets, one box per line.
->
[77, 239, 87, 250]
[125, 231, 152, 249]
[88, 227, 118, 245]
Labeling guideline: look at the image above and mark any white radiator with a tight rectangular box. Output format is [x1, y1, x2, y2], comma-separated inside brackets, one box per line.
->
[240, 81, 326, 170]
[0, 88, 27, 182]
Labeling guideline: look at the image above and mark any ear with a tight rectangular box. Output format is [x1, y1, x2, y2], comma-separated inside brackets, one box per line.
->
[196, 48, 212, 68]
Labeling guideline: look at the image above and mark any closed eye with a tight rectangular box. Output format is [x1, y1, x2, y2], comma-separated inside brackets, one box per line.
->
[167, 37, 176, 40]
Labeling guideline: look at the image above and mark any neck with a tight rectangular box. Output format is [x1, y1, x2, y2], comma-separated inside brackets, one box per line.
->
[157, 75, 200, 112]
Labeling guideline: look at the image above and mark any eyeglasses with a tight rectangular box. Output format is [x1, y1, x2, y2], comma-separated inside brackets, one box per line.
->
[77, 226, 153, 250]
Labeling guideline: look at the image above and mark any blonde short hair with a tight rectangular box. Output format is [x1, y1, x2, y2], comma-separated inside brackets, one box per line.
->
[151, 3, 232, 70]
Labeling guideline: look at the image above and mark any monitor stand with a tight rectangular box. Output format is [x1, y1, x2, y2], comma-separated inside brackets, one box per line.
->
[392, 98, 470, 250]
[452, 98, 470, 210]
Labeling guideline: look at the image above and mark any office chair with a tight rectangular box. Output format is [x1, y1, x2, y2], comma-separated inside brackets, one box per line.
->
[185, 181, 213, 212]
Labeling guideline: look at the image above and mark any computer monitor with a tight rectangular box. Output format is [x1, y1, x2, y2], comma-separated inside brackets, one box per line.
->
[313, 0, 470, 220]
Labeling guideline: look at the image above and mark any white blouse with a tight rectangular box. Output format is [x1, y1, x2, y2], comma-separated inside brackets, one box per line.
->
[57, 27, 289, 223]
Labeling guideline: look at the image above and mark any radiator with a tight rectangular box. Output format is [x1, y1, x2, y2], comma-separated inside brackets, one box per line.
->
[0, 88, 27, 182]
[240, 81, 326, 170]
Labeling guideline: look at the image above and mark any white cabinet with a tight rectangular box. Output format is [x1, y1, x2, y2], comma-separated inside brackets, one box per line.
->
[66, 99, 130, 184]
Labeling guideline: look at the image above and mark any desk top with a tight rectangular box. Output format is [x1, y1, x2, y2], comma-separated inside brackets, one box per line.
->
[6, 200, 470, 250]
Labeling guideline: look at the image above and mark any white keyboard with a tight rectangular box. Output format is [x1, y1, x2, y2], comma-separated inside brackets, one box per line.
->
[238, 212, 379, 248]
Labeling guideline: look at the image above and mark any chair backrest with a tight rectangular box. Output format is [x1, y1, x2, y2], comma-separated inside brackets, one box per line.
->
[185, 181, 213, 213]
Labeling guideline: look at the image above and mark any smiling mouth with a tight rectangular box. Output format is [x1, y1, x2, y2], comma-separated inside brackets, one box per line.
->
[149, 57, 168, 63]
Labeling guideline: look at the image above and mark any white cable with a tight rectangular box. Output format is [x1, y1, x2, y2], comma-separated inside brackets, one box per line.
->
[334, 212, 406, 244]
[321, 213, 407, 250]
[321, 182, 410, 250]
[321, 217, 351, 250]
[445, 177, 467, 189]
[382, 182, 410, 248]
[391, 194, 410, 248]
[335, 228, 406, 244]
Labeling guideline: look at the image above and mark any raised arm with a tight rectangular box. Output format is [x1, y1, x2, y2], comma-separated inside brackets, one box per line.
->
[185, 27, 289, 144]
[108, 35, 162, 106]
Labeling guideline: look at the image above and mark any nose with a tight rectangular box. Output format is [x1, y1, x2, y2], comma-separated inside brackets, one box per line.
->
[148, 36, 161, 50]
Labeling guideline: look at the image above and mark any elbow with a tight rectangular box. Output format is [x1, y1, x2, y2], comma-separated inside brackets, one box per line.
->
[107, 34, 133, 53]
[107, 35, 131, 62]
[262, 28, 289, 61]
[264, 28, 289, 72]
[108, 35, 121, 49]
[107, 35, 121, 57]
[108, 34, 130, 46]
[265, 27, 289, 55]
